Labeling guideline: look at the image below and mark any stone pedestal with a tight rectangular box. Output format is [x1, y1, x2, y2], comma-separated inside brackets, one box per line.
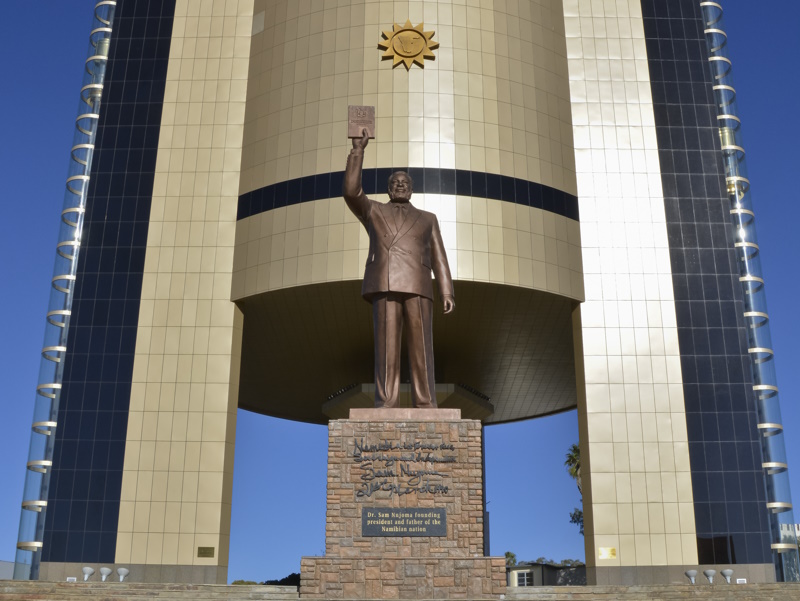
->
[300, 409, 506, 599]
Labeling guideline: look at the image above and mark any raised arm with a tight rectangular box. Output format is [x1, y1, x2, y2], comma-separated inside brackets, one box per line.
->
[343, 129, 371, 224]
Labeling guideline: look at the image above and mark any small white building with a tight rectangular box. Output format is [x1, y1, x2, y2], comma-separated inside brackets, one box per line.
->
[507, 562, 586, 587]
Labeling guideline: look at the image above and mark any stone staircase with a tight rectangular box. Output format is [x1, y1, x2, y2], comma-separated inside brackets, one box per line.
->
[507, 583, 800, 600]
[0, 580, 299, 600]
[1, 580, 799, 600]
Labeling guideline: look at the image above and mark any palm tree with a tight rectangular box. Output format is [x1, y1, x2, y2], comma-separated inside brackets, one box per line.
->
[505, 551, 517, 566]
[564, 443, 581, 496]
[565, 443, 584, 535]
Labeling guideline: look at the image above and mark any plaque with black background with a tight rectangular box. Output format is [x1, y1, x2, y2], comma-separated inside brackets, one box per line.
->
[362, 507, 447, 537]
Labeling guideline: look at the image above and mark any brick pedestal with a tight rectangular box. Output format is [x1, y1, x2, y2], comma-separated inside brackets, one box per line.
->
[300, 409, 506, 599]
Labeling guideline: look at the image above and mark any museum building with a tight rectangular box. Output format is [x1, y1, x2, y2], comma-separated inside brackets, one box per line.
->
[15, 0, 799, 586]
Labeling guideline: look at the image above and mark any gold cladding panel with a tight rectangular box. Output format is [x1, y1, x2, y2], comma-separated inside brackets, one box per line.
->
[232, 197, 584, 301]
[564, 0, 697, 569]
[241, 0, 577, 197]
[116, 0, 253, 573]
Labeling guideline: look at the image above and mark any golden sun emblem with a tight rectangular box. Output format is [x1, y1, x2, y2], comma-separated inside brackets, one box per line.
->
[378, 20, 439, 70]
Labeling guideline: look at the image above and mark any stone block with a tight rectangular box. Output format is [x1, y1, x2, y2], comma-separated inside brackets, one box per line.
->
[342, 582, 363, 597]
[300, 415, 506, 599]
[436, 559, 455, 576]
[404, 563, 426, 577]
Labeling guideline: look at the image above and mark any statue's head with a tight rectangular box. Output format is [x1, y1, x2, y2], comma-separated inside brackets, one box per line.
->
[387, 171, 413, 202]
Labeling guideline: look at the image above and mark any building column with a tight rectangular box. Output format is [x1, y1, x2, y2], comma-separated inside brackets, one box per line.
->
[564, 0, 698, 582]
[114, 0, 253, 584]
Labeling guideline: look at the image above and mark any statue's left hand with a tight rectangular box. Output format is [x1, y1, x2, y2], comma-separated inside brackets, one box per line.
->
[443, 295, 455, 314]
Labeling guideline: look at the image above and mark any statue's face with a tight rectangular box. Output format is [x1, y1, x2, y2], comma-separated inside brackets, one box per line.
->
[388, 173, 413, 202]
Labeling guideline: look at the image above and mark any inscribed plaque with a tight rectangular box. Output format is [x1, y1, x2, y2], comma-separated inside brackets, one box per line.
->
[362, 507, 447, 537]
[348, 105, 375, 138]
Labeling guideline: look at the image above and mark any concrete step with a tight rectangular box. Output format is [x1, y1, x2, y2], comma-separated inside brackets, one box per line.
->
[0, 581, 299, 600]
[1, 580, 799, 600]
[507, 583, 800, 600]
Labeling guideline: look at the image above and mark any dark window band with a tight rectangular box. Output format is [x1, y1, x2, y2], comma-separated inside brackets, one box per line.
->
[641, 0, 770, 566]
[237, 168, 579, 222]
[42, 0, 176, 564]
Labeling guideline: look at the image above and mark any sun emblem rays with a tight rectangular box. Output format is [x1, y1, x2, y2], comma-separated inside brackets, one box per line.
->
[377, 20, 439, 70]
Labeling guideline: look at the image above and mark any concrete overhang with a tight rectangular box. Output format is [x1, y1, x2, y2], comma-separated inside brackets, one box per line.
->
[236, 280, 578, 424]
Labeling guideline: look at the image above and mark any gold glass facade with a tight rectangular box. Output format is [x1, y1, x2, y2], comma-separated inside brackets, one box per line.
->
[564, 0, 697, 577]
[29, 0, 786, 587]
[231, 0, 584, 425]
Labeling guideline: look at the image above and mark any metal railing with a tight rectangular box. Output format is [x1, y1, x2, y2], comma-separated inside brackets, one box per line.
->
[14, 1, 117, 580]
[700, 1, 800, 582]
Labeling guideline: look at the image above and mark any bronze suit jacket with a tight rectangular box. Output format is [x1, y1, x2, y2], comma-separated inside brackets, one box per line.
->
[344, 152, 454, 302]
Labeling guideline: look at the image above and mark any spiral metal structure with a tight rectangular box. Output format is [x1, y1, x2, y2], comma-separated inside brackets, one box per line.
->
[13, 1, 116, 580]
[700, 1, 800, 581]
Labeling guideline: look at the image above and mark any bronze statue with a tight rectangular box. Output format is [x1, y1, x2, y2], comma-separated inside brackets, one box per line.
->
[343, 130, 455, 408]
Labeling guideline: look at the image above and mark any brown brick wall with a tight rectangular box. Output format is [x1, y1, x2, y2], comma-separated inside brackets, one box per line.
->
[325, 415, 484, 557]
[300, 411, 507, 599]
[300, 556, 507, 599]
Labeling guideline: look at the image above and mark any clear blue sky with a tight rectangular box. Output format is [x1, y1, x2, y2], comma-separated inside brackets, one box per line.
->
[1, 1, 798, 583]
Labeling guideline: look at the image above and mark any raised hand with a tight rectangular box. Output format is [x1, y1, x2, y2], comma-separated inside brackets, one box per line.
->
[352, 128, 370, 150]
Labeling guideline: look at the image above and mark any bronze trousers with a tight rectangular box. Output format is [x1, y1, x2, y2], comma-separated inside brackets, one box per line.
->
[372, 292, 436, 408]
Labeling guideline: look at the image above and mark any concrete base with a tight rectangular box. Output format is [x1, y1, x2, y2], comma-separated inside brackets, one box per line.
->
[348, 408, 461, 421]
[38, 561, 227, 584]
[587, 563, 776, 585]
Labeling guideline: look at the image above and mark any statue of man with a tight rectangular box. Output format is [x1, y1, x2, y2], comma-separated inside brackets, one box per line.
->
[343, 130, 455, 408]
